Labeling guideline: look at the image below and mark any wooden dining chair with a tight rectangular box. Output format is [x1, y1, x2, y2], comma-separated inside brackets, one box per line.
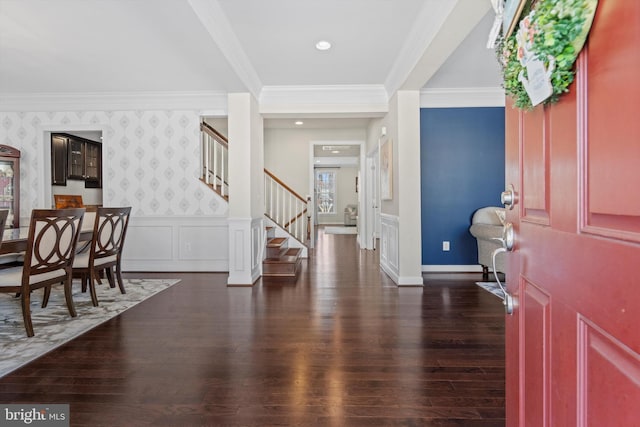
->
[54, 194, 84, 209]
[0, 208, 85, 337]
[71, 207, 131, 307]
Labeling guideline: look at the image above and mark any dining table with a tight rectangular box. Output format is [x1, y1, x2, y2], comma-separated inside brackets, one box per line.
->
[0, 211, 95, 255]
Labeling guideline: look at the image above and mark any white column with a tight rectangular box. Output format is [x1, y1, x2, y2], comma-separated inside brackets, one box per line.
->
[227, 93, 264, 285]
[396, 90, 423, 285]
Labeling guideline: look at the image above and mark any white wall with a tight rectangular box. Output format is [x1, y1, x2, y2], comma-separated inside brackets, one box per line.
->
[378, 95, 399, 217]
[371, 91, 423, 285]
[264, 127, 366, 197]
[227, 93, 264, 285]
[395, 91, 423, 285]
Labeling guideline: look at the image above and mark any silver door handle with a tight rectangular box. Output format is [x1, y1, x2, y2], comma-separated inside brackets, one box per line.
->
[503, 222, 515, 251]
[492, 221, 516, 315]
[501, 184, 517, 210]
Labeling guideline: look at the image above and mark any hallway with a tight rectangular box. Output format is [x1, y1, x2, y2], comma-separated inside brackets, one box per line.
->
[0, 230, 505, 426]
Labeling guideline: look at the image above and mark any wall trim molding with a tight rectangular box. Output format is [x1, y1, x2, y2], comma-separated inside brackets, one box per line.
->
[227, 216, 263, 286]
[380, 213, 400, 284]
[398, 276, 425, 286]
[0, 91, 228, 112]
[260, 85, 388, 116]
[384, 2, 457, 94]
[187, 0, 262, 98]
[420, 87, 505, 108]
[422, 265, 484, 272]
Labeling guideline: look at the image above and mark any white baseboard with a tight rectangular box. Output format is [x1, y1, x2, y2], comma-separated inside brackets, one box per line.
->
[398, 276, 424, 286]
[422, 265, 484, 273]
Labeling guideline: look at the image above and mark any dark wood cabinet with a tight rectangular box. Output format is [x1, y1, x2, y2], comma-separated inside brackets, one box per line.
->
[51, 133, 102, 188]
[0, 145, 20, 228]
[51, 134, 68, 185]
[84, 141, 101, 188]
[67, 137, 85, 180]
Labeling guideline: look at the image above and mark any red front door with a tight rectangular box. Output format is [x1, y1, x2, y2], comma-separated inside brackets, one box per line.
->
[505, 1, 640, 425]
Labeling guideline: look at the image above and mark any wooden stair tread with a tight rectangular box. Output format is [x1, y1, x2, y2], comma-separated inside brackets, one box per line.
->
[266, 237, 287, 248]
[264, 248, 302, 264]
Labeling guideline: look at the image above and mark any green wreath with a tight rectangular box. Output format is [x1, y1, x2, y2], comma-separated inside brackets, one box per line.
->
[499, 0, 598, 109]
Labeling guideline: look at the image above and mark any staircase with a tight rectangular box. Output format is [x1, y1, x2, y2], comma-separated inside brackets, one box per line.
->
[199, 121, 308, 281]
[199, 122, 228, 200]
[262, 226, 302, 279]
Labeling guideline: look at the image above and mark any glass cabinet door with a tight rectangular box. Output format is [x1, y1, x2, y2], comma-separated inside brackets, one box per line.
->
[68, 138, 84, 179]
[0, 145, 20, 228]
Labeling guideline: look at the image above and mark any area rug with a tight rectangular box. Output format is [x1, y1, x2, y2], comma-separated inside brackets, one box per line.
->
[324, 226, 358, 235]
[0, 278, 180, 377]
[475, 282, 506, 301]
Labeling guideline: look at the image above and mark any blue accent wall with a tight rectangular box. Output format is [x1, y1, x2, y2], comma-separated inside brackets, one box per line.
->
[420, 107, 505, 265]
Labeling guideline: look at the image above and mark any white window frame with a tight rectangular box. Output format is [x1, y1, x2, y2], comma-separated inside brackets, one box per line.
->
[315, 169, 337, 215]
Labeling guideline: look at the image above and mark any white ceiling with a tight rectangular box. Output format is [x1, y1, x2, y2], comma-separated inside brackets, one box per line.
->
[0, 0, 501, 109]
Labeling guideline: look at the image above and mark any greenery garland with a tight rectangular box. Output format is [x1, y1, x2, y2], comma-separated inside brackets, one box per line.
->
[498, 0, 597, 109]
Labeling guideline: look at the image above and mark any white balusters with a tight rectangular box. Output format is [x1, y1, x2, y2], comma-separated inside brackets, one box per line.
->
[199, 122, 308, 244]
[263, 170, 308, 244]
[200, 123, 229, 199]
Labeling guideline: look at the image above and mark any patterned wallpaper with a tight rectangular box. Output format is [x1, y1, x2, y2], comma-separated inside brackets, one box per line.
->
[0, 110, 227, 219]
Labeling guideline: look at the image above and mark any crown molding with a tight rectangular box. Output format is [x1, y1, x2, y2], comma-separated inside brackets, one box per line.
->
[187, 0, 262, 99]
[259, 85, 388, 117]
[0, 91, 228, 112]
[384, 1, 457, 94]
[420, 87, 505, 108]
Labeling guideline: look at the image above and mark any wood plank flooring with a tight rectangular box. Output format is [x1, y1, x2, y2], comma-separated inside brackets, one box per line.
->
[0, 230, 505, 426]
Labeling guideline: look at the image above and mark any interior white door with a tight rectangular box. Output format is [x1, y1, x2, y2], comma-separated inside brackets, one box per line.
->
[366, 147, 380, 250]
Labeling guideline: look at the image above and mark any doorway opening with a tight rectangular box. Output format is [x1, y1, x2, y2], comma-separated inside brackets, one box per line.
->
[46, 130, 103, 209]
[309, 140, 364, 249]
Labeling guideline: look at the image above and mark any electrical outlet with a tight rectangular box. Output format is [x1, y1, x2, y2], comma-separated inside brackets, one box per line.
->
[442, 241, 450, 251]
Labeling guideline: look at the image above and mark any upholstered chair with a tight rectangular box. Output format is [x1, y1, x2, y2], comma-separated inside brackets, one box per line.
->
[469, 206, 506, 280]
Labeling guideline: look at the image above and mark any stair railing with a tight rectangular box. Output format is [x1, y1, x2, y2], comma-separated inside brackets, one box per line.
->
[199, 122, 309, 245]
[200, 122, 229, 199]
[264, 169, 309, 244]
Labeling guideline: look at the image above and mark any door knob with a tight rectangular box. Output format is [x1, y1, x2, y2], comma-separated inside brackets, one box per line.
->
[503, 222, 515, 251]
[501, 184, 517, 210]
[492, 221, 516, 315]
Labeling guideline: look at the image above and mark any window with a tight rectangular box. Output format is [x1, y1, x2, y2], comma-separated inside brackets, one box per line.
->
[315, 170, 336, 214]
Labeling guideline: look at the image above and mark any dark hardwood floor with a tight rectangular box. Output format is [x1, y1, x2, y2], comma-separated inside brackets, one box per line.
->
[0, 229, 505, 426]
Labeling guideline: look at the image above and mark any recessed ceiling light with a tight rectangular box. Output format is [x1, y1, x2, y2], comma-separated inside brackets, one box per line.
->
[332, 150, 340, 154]
[315, 40, 331, 51]
[295, 121, 304, 126]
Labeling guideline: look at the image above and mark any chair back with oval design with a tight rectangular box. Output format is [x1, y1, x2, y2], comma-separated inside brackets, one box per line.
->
[73, 206, 131, 307]
[0, 208, 85, 337]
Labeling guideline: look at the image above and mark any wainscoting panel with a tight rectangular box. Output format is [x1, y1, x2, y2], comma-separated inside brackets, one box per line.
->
[125, 225, 173, 261]
[227, 217, 263, 285]
[380, 213, 400, 283]
[178, 224, 228, 261]
[251, 217, 264, 277]
[123, 215, 229, 272]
